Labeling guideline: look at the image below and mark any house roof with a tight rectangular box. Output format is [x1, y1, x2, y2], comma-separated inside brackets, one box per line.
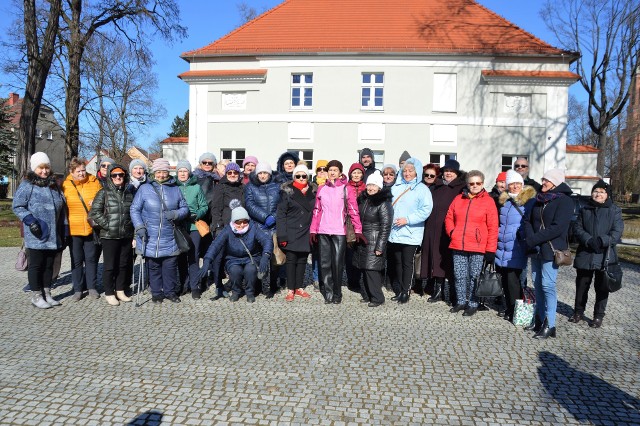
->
[567, 145, 600, 153]
[161, 137, 189, 144]
[182, 0, 575, 59]
[481, 70, 580, 80]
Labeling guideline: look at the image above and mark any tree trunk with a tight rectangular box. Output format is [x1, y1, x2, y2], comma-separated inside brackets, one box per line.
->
[596, 132, 608, 177]
[64, 0, 84, 163]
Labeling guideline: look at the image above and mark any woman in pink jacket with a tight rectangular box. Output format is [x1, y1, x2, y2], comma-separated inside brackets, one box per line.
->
[310, 160, 365, 304]
[445, 170, 499, 317]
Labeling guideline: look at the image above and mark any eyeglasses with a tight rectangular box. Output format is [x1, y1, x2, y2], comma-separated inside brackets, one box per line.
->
[468, 182, 483, 186]
[201, 161, 214, 166]
[316, 167, 327, 172]
[234, 219, 249, 225]
[226, 171, 239, 175]
[514, 164, 528, 169]
[110, 173, 125, 178]
[100, 164, 109, 169]
[423, 173, 436, 178]
[294, 174, 308, 179]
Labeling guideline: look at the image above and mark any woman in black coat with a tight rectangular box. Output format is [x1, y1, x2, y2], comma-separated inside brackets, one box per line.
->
[210, 162, 244, 233]
[276, 164, 316, 302]
[570, 180, 624, 328]
[353, 171, 393, 307]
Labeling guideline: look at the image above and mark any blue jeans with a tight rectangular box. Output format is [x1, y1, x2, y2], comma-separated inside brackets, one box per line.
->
[531, 256, 559, 328]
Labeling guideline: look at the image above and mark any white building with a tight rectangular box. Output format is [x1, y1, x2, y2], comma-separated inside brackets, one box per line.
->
[178, 0, 579, 184]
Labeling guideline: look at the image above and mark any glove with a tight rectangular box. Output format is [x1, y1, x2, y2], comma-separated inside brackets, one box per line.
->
[279, 241, 288, 248]
[29, 222, 43, 240]
[588, 237, 604, 253]
[195, 258, 212, 283]
[259, 255, 270, 274]
[23, 214, 37, 226]
[309, 233, 318, 245]
[190, 213, 197, 222]
[264, 215, 276, 228]
[355, 233, 368, 245]
[164, 210, 178, 221]
[484, 252, 496, 264]
[135, 227, 147, 241]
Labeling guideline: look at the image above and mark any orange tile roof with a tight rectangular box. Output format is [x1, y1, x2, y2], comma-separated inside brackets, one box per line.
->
[183, 0, 575, 59]
[161, 137, 189, 144]
[481, 70, 581, 80]
[566, 145, 600, 153]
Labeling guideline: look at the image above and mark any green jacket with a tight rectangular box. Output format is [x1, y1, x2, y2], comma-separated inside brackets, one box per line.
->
[177, 175, 209, 232]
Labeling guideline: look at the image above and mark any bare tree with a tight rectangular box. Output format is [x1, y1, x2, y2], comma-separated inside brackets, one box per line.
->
[567, 94, 599, 147]
[541, 0, 640, 175]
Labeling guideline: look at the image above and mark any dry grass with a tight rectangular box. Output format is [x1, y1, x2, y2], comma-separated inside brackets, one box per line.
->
[621, 205, 640, 239]
[0, 200, 21, 247]
[617, 246, 640, 266]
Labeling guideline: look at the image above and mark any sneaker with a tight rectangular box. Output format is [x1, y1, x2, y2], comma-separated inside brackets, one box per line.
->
[285, 290, 295, 301]
[88, 289, 100, 299]
[31, 293, 52, 309]
[44, 290, 62, 307]
[105, 295, 120, 306]
[152, 295, 163, 304]
[294, 288, 311, 298]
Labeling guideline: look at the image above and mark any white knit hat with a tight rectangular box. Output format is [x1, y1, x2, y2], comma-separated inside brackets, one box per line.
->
[292, 163, 310, 177]
[255, 162, 272, 175]
[542, 168, 565, 186]
[30, 152, 51, 172]
[506, 169, 524, 186]
[366, 170, 384, 189]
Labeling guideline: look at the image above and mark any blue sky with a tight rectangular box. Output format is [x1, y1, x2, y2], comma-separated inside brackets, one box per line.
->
[1, 1, 575, 150]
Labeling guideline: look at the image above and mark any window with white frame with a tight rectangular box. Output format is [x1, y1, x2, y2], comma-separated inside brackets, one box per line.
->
[221, 149, 246, 167]
[358, 149, 385, 170]
[291, 73, 313, 109]
[361, 73, 384, 110]
[288, 149, 314, 170]
[502, 155, 529, 172]
[36, 128, 43, 138]
[429, 153, 457, 167]
[432, 73, 457, 112]
[46, 131, 53, 140]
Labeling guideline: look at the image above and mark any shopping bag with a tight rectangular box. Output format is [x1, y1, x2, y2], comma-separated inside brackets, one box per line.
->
[513, 287, 536, 327]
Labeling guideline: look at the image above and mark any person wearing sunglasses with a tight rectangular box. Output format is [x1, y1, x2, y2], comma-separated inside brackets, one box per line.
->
[196, 200, 273, 303]
[422, 163, 440, 188]
[513, 157, 541, 192]
[310, 160, 329, 290]
[89, 164, 136, 306]
[96, 155, 114, 185]
[245, 162, 282, 297]
[62, 157, 102, 301]
[445, 170, 498, 317]
[277, 164, 316, 302]
[131, 158, 190, 304]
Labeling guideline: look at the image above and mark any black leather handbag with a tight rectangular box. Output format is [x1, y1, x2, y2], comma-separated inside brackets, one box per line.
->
[475, 262, 504, 298]
[602, 245, 623, 292]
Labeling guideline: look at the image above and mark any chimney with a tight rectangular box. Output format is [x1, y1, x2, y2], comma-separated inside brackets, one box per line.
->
[7, 93, 19, 106]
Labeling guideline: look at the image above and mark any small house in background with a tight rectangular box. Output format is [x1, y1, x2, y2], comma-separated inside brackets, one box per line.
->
[565, 145, 601, 195]
[160, 137, 189, 169]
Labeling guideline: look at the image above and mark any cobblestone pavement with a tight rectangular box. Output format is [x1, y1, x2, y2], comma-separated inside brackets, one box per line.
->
[0, 246, 638, 425]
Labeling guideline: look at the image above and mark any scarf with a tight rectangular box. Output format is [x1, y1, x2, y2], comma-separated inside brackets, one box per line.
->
[230, 221, 250, 235]
[293, 180, 308, 194]
[536, 191, 562, 203]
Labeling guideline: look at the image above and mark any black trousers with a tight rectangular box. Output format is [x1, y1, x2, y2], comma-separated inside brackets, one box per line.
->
[70, 235, 99, 293]
[497, 266, 523, 315]
[363, 269, 384, 304]
[390, 243, 418, 293]
[575, 269, 609, 319]
[318, 234, 346, 302]
[101, 238, 133, 296]
[27, 249, 57, 292]
[285, 250, 308, 290]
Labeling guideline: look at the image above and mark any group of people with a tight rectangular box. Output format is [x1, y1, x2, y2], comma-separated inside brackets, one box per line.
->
[13, 149, 623, 338]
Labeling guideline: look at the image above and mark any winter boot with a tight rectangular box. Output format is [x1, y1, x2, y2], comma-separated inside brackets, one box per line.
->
[116, 291, 132, 302]
[43, 288, 61, 306]
[31, 292, 52, 309]
[105, 295, 120, 306]
[427, 278, 443, 303]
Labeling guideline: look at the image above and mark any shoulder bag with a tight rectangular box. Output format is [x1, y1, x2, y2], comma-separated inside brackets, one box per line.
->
[602, 244, 623, 292]
[541, 205, 572, 267]
[151, 185, 191, 254]
[475, 261, 503, 298]
[343, 186, 356, 243]
[15, 241, 28, 271]
[70, 181, 102, 245]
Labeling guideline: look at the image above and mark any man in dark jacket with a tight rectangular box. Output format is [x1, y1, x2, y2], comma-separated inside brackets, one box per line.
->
[514, 157, 542, 192]
[359, 147, 379, 181]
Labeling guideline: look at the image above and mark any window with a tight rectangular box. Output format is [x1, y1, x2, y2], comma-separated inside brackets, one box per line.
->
[36, 128, 43, 139]
[46, 131, 53, 140]
[291, 73, 313, 109]
[429, 153, 457, 167]
[39, 112, 47, 119]
[221, 149, 246, 167]
[501, 155, 528, 172]
[432, 73, 457, 112]
[361, 73, 384, 110]
[358, 149, 385, 170]
[288, 149, 313, 170]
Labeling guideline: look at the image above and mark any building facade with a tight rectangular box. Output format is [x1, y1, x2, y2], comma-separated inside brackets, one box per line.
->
[178, 0, 579, 184]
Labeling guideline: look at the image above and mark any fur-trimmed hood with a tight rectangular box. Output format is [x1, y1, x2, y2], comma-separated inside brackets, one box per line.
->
[499, 185, 536, 206]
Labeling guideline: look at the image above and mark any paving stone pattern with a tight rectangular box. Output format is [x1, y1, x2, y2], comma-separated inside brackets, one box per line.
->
[0, 246, 638, 425]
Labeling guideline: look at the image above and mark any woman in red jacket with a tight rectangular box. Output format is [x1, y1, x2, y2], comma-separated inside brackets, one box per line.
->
[445, 170, 499, 317]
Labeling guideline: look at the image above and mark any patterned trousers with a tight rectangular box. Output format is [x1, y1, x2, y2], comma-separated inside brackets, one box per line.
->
[452, 250, 484, 308]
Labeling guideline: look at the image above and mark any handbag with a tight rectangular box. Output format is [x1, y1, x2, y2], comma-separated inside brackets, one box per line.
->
[475, 262, 503, 298]
[414, 250, 421, 279]
[343, 186, 356, 243]
[602, 245, 623, 292]
[150, 185, 191, 254]
[513, 287, 536, 327]
[15, 241, 28, 271]
[272, 233, 286, 266]
[541, 205, 573, 267]
[195, 219, 210, 237]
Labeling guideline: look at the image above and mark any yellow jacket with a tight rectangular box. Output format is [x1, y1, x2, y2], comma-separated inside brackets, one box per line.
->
[62, 174, 102, 236]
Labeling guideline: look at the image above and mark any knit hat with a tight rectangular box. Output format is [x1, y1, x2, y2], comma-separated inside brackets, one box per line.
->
[366, 171, 384, 189]
[30, 152, 51, 172]
[229, 199, 249, 222]
[592, 179, 611, 197]
[506, 169, 524, 186]
[442, 159, 461, 173]
[225, 162, 241, 174]
[399, 151, 411, 164]
[198, 152, 217, 165]
[326, 160, 343, 173]
[496, 172, 507, 183]
[255, 162, 272, 175]
[382, 164, 397, 174]
[151, 158, 171, 173]
[293, 163, 310, 177]
[176, 159, 192, 173]
[348, 162, 365, 177]
[129, 159, 147, 173]
[242, 156, 258, 167]
[99, 156, 115, 166]
[542, 168, 565, 186]
[315, 159, 329, 170]
[360, 148, 374, 162]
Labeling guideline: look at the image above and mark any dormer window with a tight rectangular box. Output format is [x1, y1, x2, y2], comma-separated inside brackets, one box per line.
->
[36, 128, 43, 138]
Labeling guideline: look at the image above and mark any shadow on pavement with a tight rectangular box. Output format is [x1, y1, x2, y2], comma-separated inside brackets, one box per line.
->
[126, 409, 163, 425]
[538, 351, 640, 425]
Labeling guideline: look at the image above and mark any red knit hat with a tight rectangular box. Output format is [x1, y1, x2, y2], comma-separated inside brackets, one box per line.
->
[348, 162, 365, 178]
[496, 172, 507, 183]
